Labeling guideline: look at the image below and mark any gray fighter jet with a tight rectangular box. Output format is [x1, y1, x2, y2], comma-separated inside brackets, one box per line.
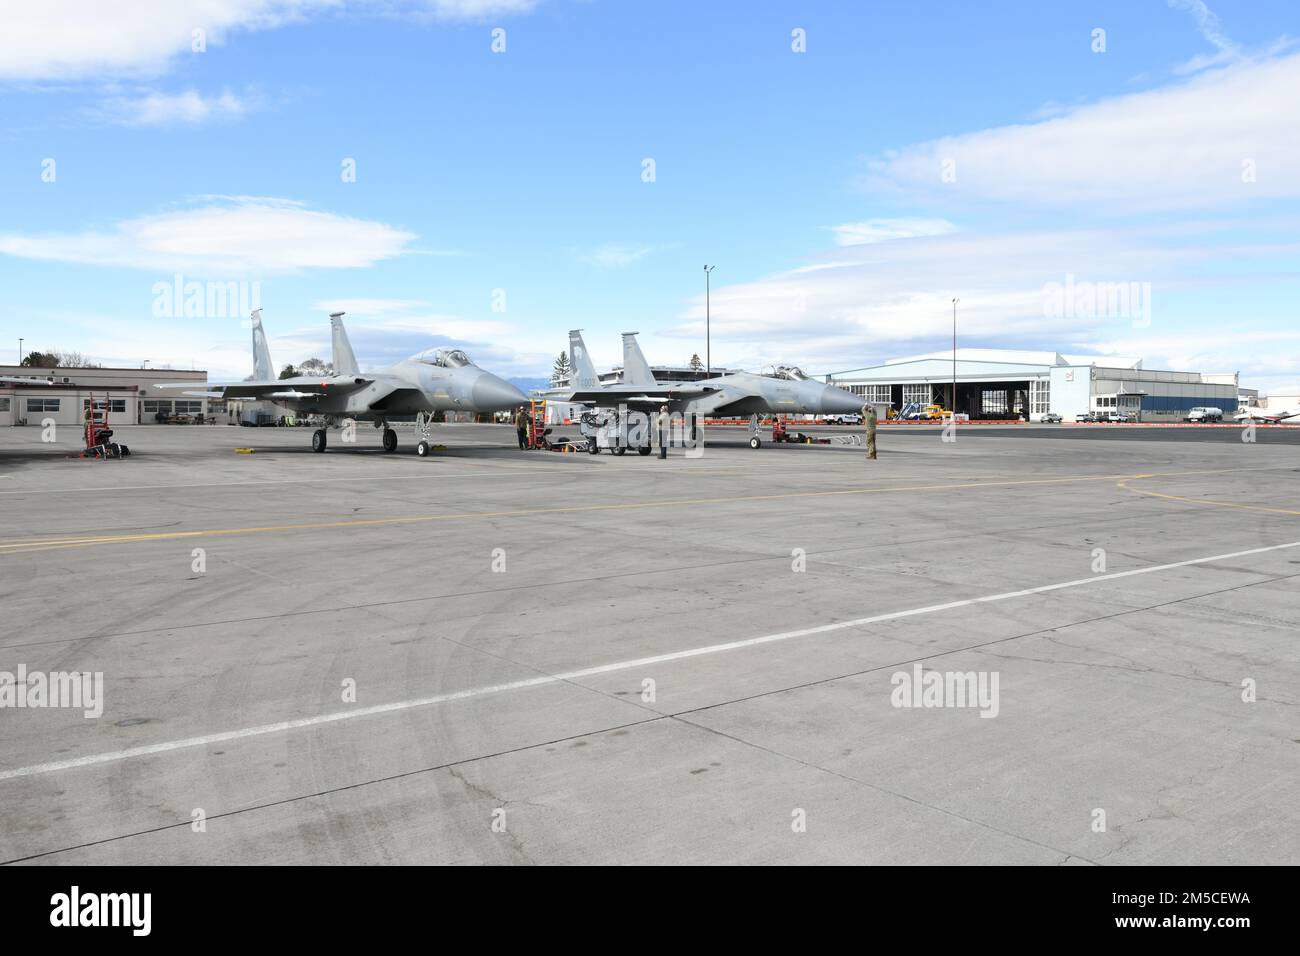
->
[563, 330, 861, 450]
[156, 310, 526, 456]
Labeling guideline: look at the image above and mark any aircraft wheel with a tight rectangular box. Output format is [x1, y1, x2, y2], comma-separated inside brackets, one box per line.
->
[588, 442, 600, 454]
[637, 445, 652, 456]
[382, 428, 397, 453]
[416, 440, 431, 457]
[613, 445, 626, 456]
[749, 436, 762, 449]
[312, 429, 328, 453]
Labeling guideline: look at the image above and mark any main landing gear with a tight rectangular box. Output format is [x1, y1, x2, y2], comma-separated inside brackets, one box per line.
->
[312, 428, 328, 453]
[382, 427, 397, 453]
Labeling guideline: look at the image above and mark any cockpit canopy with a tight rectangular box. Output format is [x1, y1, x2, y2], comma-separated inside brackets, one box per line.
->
[412, 348, 475, 368]
[762, 365, 810, 381]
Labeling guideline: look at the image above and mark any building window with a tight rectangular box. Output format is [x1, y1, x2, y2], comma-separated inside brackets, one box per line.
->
[26, 398, 60, 413]
[83, 398, 126, 413]
[175, 401, 203, 414]
[1030, 379, 1051, 415]
[0, 398, 9, 412]
[982, 390, 1009, 415]
[142, 400, 173, 415]
[864, 385, 891, 404]
[902, 384, 930, 406]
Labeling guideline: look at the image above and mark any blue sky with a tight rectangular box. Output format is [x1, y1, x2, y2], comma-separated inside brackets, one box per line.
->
[1, 0, 1297, 391]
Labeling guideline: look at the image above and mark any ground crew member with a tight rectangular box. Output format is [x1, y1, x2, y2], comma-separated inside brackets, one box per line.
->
[513, 405, 530, 449]
[864, 402, 877, 460]
[657, 404, 670, 459]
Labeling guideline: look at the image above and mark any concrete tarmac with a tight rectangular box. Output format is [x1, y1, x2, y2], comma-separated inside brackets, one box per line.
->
[0, 422, 1296, 864]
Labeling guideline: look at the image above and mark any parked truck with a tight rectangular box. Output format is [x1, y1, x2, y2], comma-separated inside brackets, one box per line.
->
[1184, 406, 1224, 423]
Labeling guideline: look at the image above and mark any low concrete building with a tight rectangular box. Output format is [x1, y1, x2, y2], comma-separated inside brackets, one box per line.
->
[825, 349, 1242, 422]
[0, 365, 213, 427]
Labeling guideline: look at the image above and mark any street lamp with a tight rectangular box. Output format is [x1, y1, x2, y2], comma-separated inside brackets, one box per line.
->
[951, 298, 959, 417]
[704, 265, 715, 377]
[18, 337, 23, 367]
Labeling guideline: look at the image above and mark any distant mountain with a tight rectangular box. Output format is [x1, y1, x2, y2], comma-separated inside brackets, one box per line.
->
[509, 377, 551, 394]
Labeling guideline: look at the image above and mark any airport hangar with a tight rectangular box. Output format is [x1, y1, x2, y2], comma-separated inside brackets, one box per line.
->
[0, 364, 212, 427]
[823, 348, 1242, 422]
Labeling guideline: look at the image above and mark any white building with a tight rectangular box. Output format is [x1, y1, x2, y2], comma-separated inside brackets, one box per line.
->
[825, 349, 1241, 423]
[0, 365, 213, 427]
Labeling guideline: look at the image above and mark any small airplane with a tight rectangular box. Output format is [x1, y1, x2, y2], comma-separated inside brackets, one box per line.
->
[1234, 404, 1300, 424]
[559, 330, 863, 449]
[156, 310, 527, 456]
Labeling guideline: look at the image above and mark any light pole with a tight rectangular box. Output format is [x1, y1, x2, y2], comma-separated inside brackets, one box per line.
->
[951, 298, 959, 417]
[704, 265, 715, 377]
[17, 337, 22, 367]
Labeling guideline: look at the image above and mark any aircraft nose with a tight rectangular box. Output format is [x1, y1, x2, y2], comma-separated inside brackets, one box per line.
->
[818, 382, 862, 414]
[472, 371, 528, 411]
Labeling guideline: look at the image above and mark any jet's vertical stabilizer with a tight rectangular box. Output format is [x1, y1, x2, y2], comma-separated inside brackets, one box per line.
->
[330, 312, 360, 377]
[250, 309, 275, 381]
[569, 330, 601, 390]
[621, 332, 656, 388]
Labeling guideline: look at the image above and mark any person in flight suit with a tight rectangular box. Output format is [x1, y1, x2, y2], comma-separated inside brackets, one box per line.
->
[514, 405, 530, 449]
[863, 402, 878, 460]
[657, 405, 670, 459]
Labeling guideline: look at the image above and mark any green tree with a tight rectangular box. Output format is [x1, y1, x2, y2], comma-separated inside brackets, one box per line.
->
[279, 364, 299, 379]
[21, 351, 59, 368]
[551, 350, 572, 384]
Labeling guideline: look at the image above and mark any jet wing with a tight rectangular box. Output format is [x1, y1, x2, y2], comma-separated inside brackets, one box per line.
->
[154, 375, 373, 399]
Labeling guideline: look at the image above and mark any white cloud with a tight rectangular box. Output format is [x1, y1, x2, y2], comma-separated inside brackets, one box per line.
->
[867, 51, 1300, 210]
[0, 197, 416, 274]
[0, 0, 541, 81]
[577, 243, 655, 268]
[828, 218, 957, 246]
[662, 221, 1300, 382]
[98, 88, 260, 126]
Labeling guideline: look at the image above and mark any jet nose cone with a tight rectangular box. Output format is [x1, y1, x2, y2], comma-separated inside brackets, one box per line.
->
[819, 383, 862, 415]
[472, 372, 528, 411]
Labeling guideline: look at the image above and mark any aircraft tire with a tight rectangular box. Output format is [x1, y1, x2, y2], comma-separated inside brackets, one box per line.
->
[613, 446, 626, 456]
[588, 442, 599, 454]
[416, 440, 431, 457]
[382, 428, 397, 453]
[749, 436, 761, 449]
[312, 429, 328, 453]
[637, 445, 652, 456]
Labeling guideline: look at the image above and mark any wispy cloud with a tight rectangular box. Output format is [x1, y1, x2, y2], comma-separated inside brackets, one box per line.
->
[1168, 0, 1241, 73]
[576, 243, 656, 268]
[96, 88, 262, 126]
[828, 218, 956, 246]
[0, 197, 417, 274]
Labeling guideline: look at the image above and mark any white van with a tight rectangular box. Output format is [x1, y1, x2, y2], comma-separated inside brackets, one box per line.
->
[1184, 407, 1224, 423]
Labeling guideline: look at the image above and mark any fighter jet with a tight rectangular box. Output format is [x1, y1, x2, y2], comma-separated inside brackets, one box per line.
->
[561, 330, 862, 449]
[156, 310, 527, 456]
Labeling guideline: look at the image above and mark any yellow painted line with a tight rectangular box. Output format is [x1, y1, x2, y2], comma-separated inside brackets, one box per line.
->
[1118, 477, 1300, 517]
[0, 465, 1270, 556]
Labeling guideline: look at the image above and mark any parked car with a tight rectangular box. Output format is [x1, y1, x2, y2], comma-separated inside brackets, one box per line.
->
[1040, 412, 1062, 423]
[1098, 410, 1133, 423]
[1075, 412, 1097, 423]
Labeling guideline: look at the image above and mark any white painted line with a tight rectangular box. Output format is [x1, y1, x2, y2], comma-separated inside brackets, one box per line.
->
[0, 468, 566, 496]
[4, 536, 1298, 782]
